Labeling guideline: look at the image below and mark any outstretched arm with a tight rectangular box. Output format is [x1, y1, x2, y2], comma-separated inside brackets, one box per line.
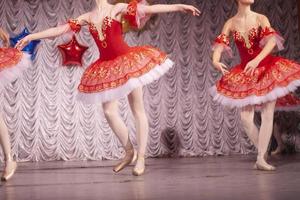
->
[212, 19, 232, 75]
[244, 15, 277, 75]
[16, 12, 91, 50]
[0, 28, 9, 47]
[140, 4, 200, 16]
[116, 2, 200, 17]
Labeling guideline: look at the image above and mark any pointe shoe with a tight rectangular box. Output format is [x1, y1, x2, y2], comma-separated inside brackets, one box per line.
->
[1, 161, 17, 181]
[254, 161, 276, 171]
[113, 142, 136, 173]
[132, 157, 145, 176]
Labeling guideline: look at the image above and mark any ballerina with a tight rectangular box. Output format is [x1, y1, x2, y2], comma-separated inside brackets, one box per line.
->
[210, 0, 300, 170]
[16, 0, 200, 176]
[0, 27, 31, 181]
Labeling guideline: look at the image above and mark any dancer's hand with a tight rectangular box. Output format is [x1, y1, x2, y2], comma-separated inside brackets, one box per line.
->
[0, 29, 9, 47]
[244, 59, 260, 76]
[213, 61, 229, 75]
[2, 38, 9, 47]
[2, 34, 9, 47]
[15, 35, 32, 50]
[178, 5, 201, 16]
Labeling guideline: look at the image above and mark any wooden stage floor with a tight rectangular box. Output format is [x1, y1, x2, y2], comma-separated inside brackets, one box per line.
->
[1, 154, 300, 200]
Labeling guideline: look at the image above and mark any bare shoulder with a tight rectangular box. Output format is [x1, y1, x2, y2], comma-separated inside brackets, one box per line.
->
[229, 15, 241, 26]
[223, 17, 234, 32]
[113, 3, 128, 13]
[256, 13, 268, 21]
[255, 13, 271, 27]
[77, 12, 92, 24]
[112, 3, 129, 19]
[225, 18, 233, 27]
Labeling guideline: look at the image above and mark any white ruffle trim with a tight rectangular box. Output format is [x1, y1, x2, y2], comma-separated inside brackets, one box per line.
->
[0, 53, 31, 90]
[209, 79, 300, 108]
[77, 58, 174, 104]
[136, 0, 151, 29]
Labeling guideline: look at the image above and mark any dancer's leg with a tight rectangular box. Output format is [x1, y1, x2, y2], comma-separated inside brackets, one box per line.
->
[256, 101, 276, 171]
[0, 114, 17, 181]
[102, 100, 135, 172]
[128, 87, 149, 176]
[240, 106, 259, 148]
[271, 122, 285, 155]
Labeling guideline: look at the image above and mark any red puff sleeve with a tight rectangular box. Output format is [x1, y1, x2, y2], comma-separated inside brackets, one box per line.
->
[67, 19, 82, 33]
[212, 33, 233, 57]
[259, 27, 284, 51]
[123, 0, 150, 29]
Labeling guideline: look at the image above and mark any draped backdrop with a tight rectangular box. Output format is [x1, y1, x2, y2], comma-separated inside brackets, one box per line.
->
[0, 0, 299, 162]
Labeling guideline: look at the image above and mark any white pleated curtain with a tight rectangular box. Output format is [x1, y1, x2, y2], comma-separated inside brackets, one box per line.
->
[0, 0, 299, 162]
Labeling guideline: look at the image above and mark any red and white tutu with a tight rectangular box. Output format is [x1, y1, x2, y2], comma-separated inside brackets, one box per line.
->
[77, 47, 173, 104]
[0, 48, 31, 90]
[210, 27, 300, 108]
[67, 0, 173, 104]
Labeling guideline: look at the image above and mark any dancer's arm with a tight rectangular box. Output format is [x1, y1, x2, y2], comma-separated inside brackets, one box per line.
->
[244, 15, 277, 75]
[116, 2, 200, 16]
[0, 28, 9, 47]
[136, 4, 200, 16]
[15, 12, 91, 50]
[212, 19, 232, 75]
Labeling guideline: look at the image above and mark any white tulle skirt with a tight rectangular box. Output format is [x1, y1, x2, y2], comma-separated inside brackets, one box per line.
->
[0, 50, 31, 90]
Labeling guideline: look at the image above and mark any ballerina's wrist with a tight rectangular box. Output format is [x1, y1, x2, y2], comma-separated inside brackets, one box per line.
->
[254, 56, 263, 64]
[212, 60, 219, 66]
[176, 4, 184, 12]
[26, 34, 35, 41]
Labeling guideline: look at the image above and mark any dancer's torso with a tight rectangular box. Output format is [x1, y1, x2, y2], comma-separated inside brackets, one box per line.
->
[89, 16, 131, 61]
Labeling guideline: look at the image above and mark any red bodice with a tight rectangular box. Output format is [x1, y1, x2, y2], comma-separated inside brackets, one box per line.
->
[235, 27, 283, 69]
[88, 17, 131, 61]
[214, 26, 283, 69]
[67, 1, 146, 62]
[233, 27, 270, 66]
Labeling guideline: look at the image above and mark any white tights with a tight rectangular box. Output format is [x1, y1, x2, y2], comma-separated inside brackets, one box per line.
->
[102, 87, 149, 159]
[0, 113, 12, 161]
[240, 101, 276, 164]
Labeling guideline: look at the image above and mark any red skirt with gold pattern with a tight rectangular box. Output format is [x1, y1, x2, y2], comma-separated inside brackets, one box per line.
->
[210, 56, 300, 108]
[77, 46, 174, 104]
